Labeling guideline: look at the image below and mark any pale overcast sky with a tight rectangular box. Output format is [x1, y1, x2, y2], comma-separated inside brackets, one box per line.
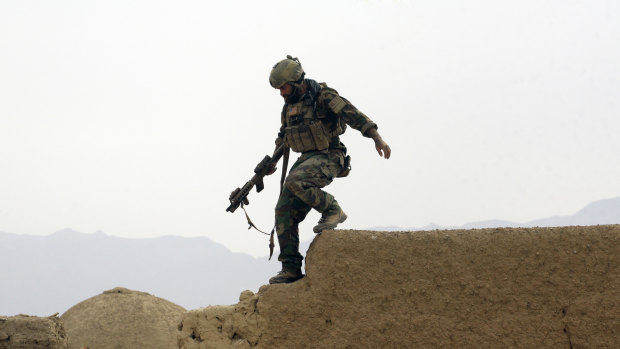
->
[1, 0, 619, 256]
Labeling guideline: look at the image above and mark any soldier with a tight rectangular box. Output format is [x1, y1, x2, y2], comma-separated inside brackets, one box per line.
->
[267, 55, 391, 284]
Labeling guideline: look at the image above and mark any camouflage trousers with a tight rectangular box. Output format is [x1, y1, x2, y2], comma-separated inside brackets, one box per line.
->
[275, 150, 344, 270]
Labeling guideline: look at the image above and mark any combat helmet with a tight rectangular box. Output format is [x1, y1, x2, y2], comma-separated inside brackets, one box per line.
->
[269, 55, 305, 89]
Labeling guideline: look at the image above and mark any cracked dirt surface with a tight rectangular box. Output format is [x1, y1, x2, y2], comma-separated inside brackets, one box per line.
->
[177, 225, 619, 348]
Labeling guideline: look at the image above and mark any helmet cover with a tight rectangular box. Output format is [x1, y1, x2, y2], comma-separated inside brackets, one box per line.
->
[269, 55, 304, 88]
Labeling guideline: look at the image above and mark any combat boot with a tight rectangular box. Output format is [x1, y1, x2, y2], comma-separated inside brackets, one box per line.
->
[269, 268, 304, 284]
[313, 200, 347, 234]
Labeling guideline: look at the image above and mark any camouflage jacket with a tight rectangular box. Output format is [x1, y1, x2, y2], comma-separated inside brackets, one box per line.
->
[276, 79, 377, 152]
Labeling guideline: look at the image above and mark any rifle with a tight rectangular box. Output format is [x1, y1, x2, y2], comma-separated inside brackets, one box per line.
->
[227, 143, 289, 260]
[227, 143, 287, 213]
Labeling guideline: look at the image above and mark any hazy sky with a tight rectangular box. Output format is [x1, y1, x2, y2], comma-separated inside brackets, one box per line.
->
[1, 0, 619, 257]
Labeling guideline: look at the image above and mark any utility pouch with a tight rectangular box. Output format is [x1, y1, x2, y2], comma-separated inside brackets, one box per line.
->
[337, 155, 351, 178]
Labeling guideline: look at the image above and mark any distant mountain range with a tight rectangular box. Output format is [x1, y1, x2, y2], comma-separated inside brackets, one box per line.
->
[0, 229, 281, 316]
[370, 196, 620, 231]
[1, 196, 619, 317]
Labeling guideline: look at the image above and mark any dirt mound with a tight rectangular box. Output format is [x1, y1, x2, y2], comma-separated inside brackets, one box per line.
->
[178, 225, 619, 348]
[61, 287, 185, 349]
[0, 314, 68, 349]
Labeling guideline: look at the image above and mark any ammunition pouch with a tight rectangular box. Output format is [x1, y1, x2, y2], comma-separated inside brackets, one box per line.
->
[284, 122, 331, 153]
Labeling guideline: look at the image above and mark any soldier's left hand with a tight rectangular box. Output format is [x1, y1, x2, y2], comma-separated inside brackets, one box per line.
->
[374, 139, 391, 159]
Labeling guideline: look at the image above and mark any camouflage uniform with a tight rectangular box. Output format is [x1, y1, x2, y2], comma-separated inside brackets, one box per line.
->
[274, 79, 377, 271]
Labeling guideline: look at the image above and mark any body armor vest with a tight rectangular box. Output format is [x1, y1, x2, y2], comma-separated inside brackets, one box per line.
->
[283, 89, 346, 153]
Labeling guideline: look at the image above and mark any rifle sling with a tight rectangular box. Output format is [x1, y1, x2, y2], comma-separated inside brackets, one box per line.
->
[279, 147, 290, 194]
[238, 146, 290, 260]
[241, 204, 270, 236]
[270, 146, 290, 259]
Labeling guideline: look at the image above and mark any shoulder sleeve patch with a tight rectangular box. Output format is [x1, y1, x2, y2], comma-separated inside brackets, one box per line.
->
[328, 95, 346, 114]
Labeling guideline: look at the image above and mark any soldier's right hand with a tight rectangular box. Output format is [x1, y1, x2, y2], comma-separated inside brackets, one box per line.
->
[266, 164, 277, 176]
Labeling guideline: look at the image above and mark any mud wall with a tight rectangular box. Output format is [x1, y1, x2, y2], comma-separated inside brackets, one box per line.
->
[0, 315, 68, 349]
[178, 225, 619, 349]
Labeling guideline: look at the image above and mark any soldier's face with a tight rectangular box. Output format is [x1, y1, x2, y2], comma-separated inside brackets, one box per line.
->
[279, 83, 294, 99]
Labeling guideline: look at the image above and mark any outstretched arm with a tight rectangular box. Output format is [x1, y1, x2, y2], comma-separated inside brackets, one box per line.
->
[365, 127, 391, 159]
[317, 84, 391, 159]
